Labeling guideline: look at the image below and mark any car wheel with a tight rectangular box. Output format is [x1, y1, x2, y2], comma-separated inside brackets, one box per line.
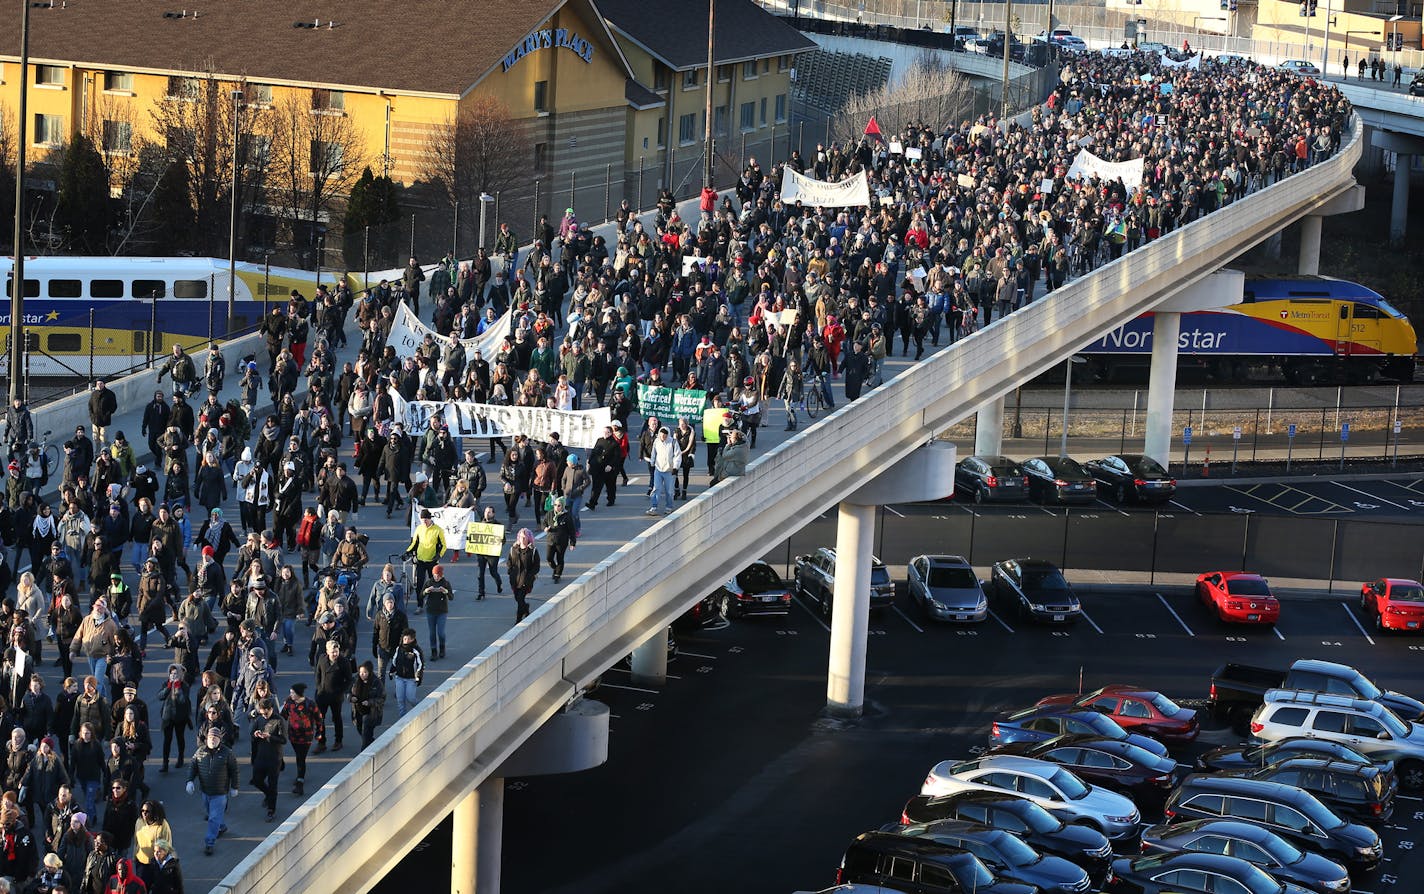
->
[1400, 760, 1424, 792]
[1375, 609, 1386, 633]
[1114, 483, 1127, 503]
[1360, 591, 1370, 611]
[718, 593, 735, 621]
[974, 486, 987, 505]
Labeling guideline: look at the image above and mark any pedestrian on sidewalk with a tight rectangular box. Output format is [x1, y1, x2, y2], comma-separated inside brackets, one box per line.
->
[388, 629, 424, 717]
[507, 529, 539, 623]
[186, 726, 238, 856]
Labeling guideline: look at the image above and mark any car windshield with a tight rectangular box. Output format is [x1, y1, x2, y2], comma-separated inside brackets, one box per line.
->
[1082, 713, 1130, 739]
[992, 831, 1043, 865]
[1047, 768, 1089, 800]
[1344, 668, 1383, 701]
[1148, 693, 1183, 715]
[1258, 831, 1306, 864]
[1021, 568, 1069, 591]
[1300, 795, 1349, 831]
[1237, 862, 1290, 894]
[950, 854, 998, 889]
[1132, 456, 1167, 475]
[1225, 578, 1272, 597]
[738, 564, 781, 589]
[928, 567, 979, 589]
[1392, 584, 1424, 602]
[1019, 803, 1064, 834]
[870, 566, 891, 585]
[1380, 707, 1411, 739]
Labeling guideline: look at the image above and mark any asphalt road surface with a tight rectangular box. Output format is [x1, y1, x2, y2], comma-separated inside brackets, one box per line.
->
[380, 582, 1424, 893]
[1174, 476, 1424, 521]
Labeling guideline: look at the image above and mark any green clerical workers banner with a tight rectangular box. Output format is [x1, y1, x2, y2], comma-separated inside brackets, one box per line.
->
[637, 385, 707, 422]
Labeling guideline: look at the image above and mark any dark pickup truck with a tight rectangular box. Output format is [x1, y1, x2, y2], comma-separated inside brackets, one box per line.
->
[1209, 658, 1424, 733]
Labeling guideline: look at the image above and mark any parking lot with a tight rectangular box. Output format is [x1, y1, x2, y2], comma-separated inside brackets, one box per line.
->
[380, 579, 1424, 893]
[1175, 477, 1424, 521]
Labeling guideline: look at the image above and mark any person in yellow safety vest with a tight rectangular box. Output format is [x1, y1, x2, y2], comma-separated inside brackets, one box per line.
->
[403, 509, 446, 615]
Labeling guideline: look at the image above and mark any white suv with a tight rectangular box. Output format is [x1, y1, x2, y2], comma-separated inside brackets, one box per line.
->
[1251, 689, 1424, 790]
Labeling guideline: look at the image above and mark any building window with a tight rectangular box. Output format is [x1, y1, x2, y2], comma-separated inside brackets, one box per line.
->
[678, 113, 696, 145]
[246, 83, 273, 105]
[534, 80, 549, 114]
[167, 76, 200, 99]
[654, 67, 669, 92]
[717, 64, 731, 83]
[714, 105, 727, 138]
[656, 116, 666, 149]
[242, 133, 272, 171]
[763, 58, 771, 74]
[779, 55, 790, 72]
[739, 101, 755, 132]
[33, 113, 63, 147]
[775, 94, 787, 123]
[682, 69, 698, 90]
[311, 89, 345, 112]
[102, 120, 132, 154]
[310, 139, 343, 174]
[103, 71, 133, 92]
[35, 65, 64, 87]
[534, 143, 549, 174]
[760, 97, 767, 127]
[743, 60, 758, 80]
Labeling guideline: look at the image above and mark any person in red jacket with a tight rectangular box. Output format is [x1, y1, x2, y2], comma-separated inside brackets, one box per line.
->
[699, 184, 717, 224]
[822, 315, 846, 377]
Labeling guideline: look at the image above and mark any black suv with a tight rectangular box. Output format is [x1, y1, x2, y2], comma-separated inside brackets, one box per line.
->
[955, 455, 1029, 504]
[1232, 757, 1395, 824]
[1164, 775, 1382, 870]
[900, 791, 1113, 880]
[794, 547, 896, 617]
[837, 831, 1036, 893]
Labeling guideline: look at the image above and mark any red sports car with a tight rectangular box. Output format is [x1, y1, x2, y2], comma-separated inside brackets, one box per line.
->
[1196, 571, 1280, 625]
[1035, 684, 1199, 743]
[1361, 578, 1424, 632]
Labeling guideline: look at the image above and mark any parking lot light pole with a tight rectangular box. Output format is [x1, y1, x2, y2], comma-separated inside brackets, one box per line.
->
[1060, 356, 1085, 458]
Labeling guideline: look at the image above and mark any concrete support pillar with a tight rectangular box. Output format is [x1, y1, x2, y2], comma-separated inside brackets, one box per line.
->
[974, 397, 1005, 456]
[629, 627, 669, 687]
[826, 501, 875, 717]
[1144, 311, 1182, 469]
[1297, 215, 1322, 276]
[1392, 155, 1412, 247]
[1263, 230, 1283, 261]
[452, 777, 505, 894]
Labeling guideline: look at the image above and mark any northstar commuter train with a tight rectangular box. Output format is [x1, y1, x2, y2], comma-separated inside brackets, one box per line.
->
[0, 256, 346, 377]
[1083, 276, 1418, 385]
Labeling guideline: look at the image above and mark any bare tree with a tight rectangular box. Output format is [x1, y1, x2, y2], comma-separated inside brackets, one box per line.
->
[831, 62, 976, 146]
[266, 91, 365, 267]
[148, 70, 267, 257]
[422, 96, 530, 245]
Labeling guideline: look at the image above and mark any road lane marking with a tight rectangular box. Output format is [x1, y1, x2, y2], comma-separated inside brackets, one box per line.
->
[1273, 626, 1285, 641]
[1079, 609, 1105, 635]
[892, 604, 925, 633]
[599, 683, 660, 694]
[1156, 593, 1196, 637]
[1397, 795, 1423, 801]
[1331, 481, 1413, 512]
[673, 651, 718, 660]
[606, 667, 683, 680]
[885, 506, 906, 518]
[792, 594, 833, 633]
[1343, 605, 1377, 645]
[987, 609, 1015, 634]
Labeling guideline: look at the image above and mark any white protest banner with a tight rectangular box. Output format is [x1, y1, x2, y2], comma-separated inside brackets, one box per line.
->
[889, 140, 904, 155]
[956, 173, 976, 188]
[779, 167, 871, 208]
[1039, 178, 1055, 194]
[681, 256, 710, 277]
[907, 267, 927, 293]
[1161, 53, 1201, 69]
[905, 147, 922, 160]
[391, 391, 611, 449]
[772, 309, 800, 326]
[389, 302, 511, 366]
[408, 507, 473, 557]
[1066, 149, 1145, 190]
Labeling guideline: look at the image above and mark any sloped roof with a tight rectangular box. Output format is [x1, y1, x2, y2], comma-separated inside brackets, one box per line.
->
[596, 0, 816, 71]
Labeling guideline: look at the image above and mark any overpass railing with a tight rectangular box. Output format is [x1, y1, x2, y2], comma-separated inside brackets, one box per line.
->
[216, 115, 1363, 894]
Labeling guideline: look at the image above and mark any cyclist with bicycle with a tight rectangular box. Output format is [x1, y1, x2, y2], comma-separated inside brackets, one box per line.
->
[778, 360, 805, 431]
[732, 377, 762, 449]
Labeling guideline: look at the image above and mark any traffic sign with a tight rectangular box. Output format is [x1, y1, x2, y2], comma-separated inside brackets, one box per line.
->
[1183, 425, 1193, 444]
[1395, 419, 1403, 435]
[1232, 426, 1241, 440]
[1287, 423, 1297, 438]
[1341, 423, 1350, 441]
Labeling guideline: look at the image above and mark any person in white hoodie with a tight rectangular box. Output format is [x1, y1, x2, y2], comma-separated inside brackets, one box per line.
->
[233, 448, 256, 534]
[233, 448, 271, 534]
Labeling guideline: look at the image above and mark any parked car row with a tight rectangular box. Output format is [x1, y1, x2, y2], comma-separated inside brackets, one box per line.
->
[819, 660, 1419, 893]
[954, 453, 1176, 505]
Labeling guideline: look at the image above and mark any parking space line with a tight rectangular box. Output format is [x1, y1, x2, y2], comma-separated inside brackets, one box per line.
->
[675, 651, 718, 661]
[885, 506, 906, 518]
[792, 595, 833, 633]
[599, 682, 660, 694]
[1385, 479, 1424, 496]
[987, 609, 1016, 634]
[891, 604, 926, 633]
[1342, 605, 1377, 645]
[1331, 481, 1413, 512]
[1156, 593, 1196, 637]
[1079, 609, 1105, 635]
[1273, 627, 1285, 641]
[1168, 499, 1201, 516]
[1397, 795, 1423, 801]
[606, 667, 683, 680]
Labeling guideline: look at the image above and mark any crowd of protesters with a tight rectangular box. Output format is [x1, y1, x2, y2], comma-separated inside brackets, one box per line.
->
[0, 48, 1347, 893]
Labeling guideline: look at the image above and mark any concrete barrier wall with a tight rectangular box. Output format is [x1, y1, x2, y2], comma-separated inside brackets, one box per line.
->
[215, 118, 1364, 894]
[805, 32, 1034, 85]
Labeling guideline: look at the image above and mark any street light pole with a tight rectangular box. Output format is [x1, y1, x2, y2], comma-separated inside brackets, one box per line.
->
[1060, 356, 1085, 457]
[227, 89, 243, 334]
[703, 0, 716, 188]
[1000, 0, 1013, 122]
[478, 192, 493, 253]
[9, 0, 33, 404]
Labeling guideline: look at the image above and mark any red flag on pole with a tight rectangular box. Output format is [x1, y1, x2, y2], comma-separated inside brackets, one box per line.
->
[864, 115, 883, 140]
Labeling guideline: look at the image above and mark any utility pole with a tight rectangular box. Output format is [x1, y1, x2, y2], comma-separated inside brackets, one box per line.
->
[1001, 0, 1014, 122]
[703, 0, 716, 188]
[9, 0, 33, 404]
[227, 90, 243, 335]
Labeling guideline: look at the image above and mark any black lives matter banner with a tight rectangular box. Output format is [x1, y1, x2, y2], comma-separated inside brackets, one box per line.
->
[391, 391, 611, 449]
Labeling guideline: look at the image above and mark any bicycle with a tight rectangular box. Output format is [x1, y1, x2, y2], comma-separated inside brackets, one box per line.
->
[804, 374, 827, 419]
[37, 430, 58, 479]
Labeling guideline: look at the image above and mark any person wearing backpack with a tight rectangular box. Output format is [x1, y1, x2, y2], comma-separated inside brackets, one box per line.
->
[280, 682, 321, 797]
[295, 507, 322, 589]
